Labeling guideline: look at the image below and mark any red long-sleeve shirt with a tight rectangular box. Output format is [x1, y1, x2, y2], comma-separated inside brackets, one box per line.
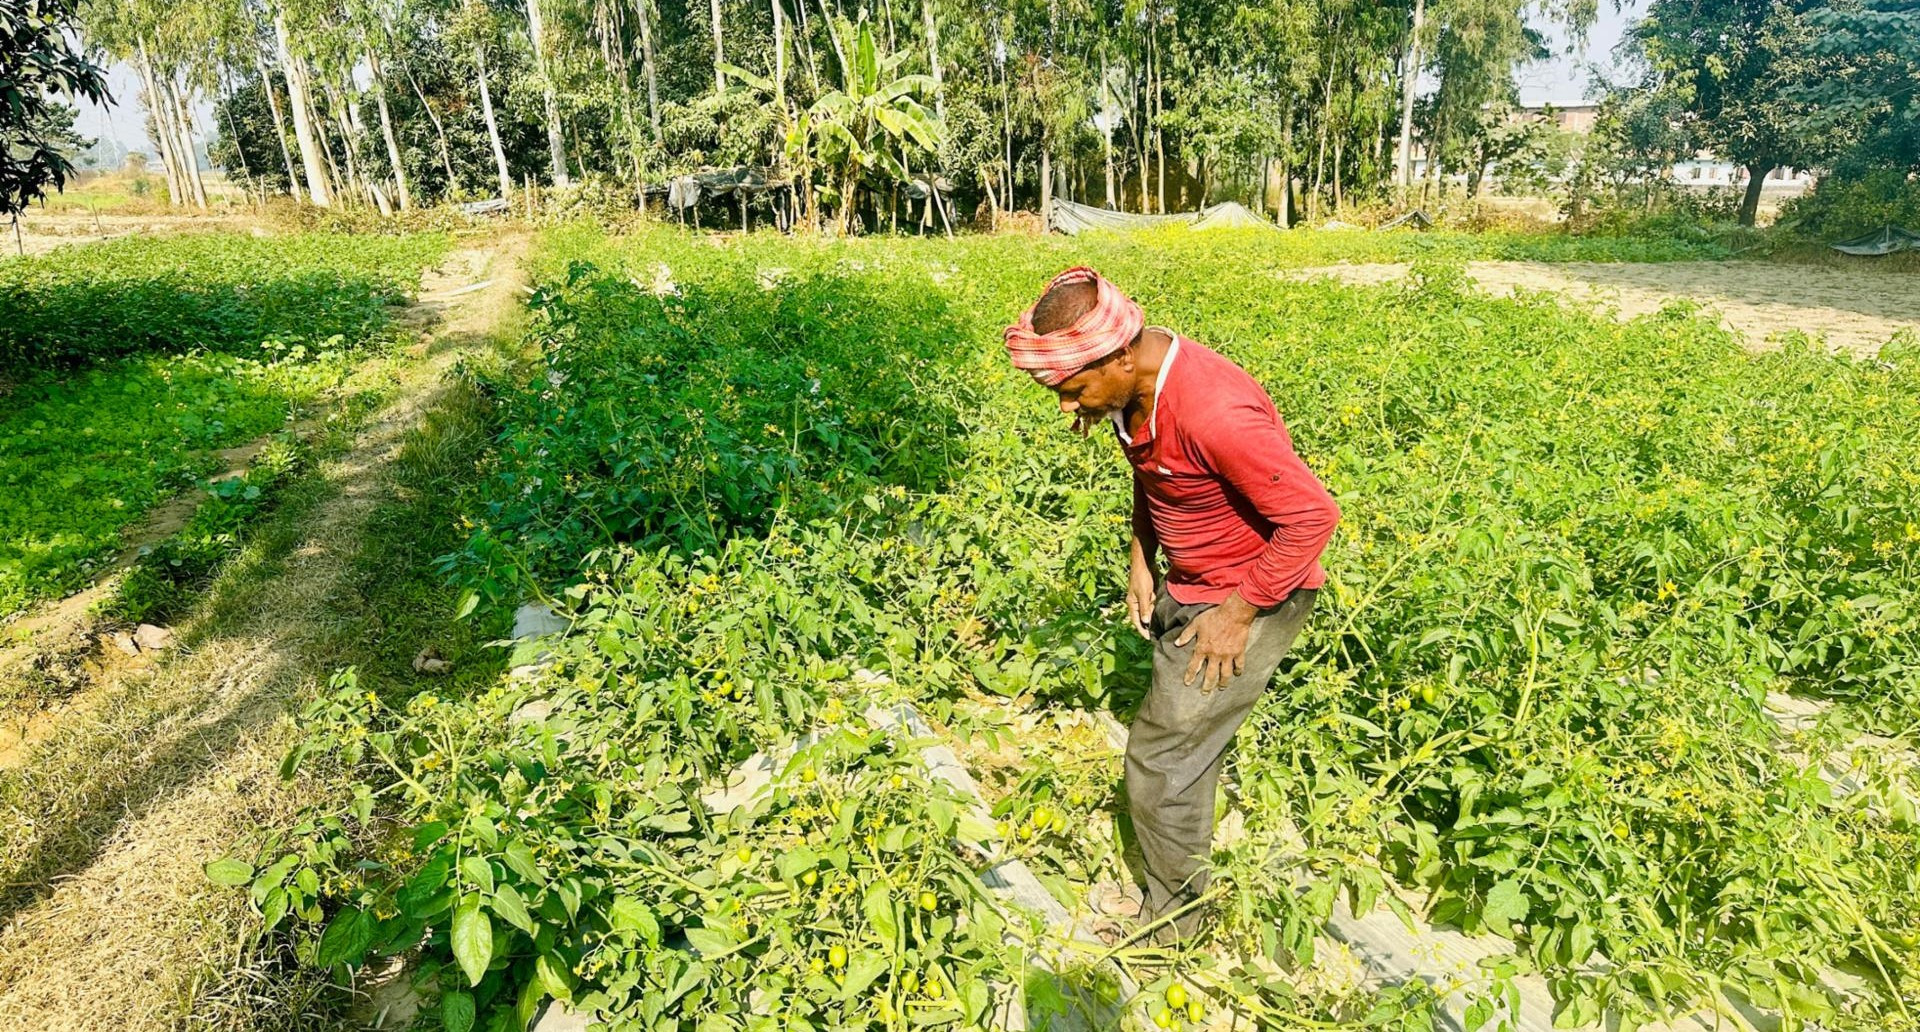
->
[1115, 334, 1339, 608]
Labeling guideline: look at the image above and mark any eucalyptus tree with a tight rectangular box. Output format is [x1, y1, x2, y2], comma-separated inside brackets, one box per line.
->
[452, 0, 517, 199]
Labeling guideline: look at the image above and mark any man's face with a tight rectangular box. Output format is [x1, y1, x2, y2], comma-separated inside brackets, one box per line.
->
[1050, 351, 1134, 435]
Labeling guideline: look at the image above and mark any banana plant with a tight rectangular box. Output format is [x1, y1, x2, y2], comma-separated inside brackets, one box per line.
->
[723, 17, 942, 233]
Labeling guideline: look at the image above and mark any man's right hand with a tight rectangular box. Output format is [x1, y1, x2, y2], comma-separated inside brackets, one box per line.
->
[1126, 558, 1159, 639]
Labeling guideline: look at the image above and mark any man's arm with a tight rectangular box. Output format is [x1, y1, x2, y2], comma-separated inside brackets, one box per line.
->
[1127, 474, 1160, 638]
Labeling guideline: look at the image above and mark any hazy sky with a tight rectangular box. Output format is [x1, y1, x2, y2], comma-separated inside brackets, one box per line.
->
[75, 0, 1647, 154]
[1517, 0, 1648, 107]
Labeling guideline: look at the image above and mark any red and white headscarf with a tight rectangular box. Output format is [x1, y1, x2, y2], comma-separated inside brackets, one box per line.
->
[1003, 266, 1144, 387]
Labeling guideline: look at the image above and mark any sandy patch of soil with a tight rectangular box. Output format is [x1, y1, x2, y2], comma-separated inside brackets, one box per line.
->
[1277, 260, 1920, 357]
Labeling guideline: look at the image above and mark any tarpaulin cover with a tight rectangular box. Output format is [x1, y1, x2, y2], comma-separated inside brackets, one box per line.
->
[1831, 224, 1920, 256]
[1048, 198, 1278, 235]
[666, 168, 782, 210]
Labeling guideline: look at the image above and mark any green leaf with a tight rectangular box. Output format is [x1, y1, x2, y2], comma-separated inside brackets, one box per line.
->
[492, 884, 536, 935]
[441, 989, 476, 1032]
[609, 896, 659, 943]
[204, 857, 254, 886]
[1482, 878, 1531, 932]
[501, 839, 542, 884]
[452, 898, 494, 987]
[278, 740, 312, 779]
[855, 22, 879, 94]
[461, 855, 495, 895]
[837, 950, 887, 1000]
[684, 924, 737, 957]
[455, 590, 480, 620]
[716, 61, 773, 92]
[1552, 986, 1601, 1029]
[535, 952, 575, 1003]
[315, 906, 376, 968]
[862, 882, 899, 944]
[776, 846, 819, 881]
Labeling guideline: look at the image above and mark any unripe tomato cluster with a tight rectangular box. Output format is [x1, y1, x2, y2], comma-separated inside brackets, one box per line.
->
[1151, 983, 1204, 1027]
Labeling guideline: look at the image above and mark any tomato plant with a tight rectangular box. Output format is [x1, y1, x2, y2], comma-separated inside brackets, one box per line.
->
[227, 224, 1920, 1031]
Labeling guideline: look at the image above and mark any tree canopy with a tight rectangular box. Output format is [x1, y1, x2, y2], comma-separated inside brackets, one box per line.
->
[1, 0, 111, 215]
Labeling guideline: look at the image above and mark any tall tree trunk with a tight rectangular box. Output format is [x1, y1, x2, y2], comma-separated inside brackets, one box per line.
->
[708, 0, 726, 93]
[1738, 162, 1769, 226]
[324, 80, 371, 208]
[368, 52, 412, 210]
[1039, 145, 1052, 227]
[792, 0, 821, 94]
[525, 0, 573, 185]
[169, 80, 209, 209]
[1394, 0, 1423, 196]
[1101, 49, 1115, 209]
[1332, 132, 1343, 212]
[217, 71, 255, 201]
[254, 55, 304, 202]
[273, 15, 332, 206]
[1151, 28, 1165, 214]
[772, 0, 786, 111]
[400, 56, 457, 192]
[997, 46, 1012, 208]
[135, 41, 184, 206]
[636, 0, 664, 139]
[1132, 60, 1148, 212]
[921, 0, 945, 122]
[1279, 111, 1292, 227]
[305, 73, 344, 201]
[820, 0, 849, 78]
[474, 43, 515, 201]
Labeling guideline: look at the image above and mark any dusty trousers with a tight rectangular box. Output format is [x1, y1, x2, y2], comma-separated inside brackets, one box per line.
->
[1125, 585, 1317, 939]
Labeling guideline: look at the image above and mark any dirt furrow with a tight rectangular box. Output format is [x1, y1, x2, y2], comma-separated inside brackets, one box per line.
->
[0, 235, 525, 1030]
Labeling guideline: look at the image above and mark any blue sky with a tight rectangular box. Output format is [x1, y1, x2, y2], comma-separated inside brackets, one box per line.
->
[75, 0, 1646, 154]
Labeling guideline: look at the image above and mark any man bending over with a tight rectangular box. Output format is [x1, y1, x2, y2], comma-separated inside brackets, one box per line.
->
[1003, 266, 1340, 941]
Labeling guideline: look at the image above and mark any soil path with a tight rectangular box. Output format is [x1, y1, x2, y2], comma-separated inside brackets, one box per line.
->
[1276, 260, 1920, 356]
[0, 234, 526, 1029]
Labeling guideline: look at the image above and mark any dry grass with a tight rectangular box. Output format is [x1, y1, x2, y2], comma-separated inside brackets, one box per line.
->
[0, 234, 527, 1030]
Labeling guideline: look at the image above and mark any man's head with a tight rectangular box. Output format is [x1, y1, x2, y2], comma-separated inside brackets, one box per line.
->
[1003, 267, 1146, 429]
[1029, 278, 1140, 425]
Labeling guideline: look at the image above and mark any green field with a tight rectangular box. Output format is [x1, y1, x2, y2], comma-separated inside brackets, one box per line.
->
[0, 232, 446, 619]
[222, 224, 1919, 1031]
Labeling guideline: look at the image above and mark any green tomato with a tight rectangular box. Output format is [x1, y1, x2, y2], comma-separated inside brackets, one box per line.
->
[918, 890, 940, 912]
[828, 944, 847, 969]
[1165, 984, 1188, 1009]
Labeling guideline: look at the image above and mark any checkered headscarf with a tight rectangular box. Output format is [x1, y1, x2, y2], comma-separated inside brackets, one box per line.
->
[1003, 266, 1144, 387]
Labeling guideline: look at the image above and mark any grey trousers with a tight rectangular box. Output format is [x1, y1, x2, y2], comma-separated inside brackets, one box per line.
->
[1125, 585, 1317, 938]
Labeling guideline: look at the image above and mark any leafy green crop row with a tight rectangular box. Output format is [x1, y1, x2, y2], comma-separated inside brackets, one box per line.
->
[0, 231, 446, 373]
[241, 224, 1917, 1031]
[0, 231, 447, 620]
[0, 350, 355, 619]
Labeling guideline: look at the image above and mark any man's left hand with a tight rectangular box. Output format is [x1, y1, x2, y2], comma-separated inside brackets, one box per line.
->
[1174, 592, 1259, 692]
